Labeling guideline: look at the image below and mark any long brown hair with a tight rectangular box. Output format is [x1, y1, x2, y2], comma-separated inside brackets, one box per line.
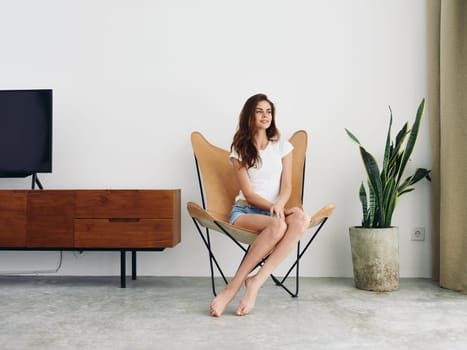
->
[231, 93, 280, 169]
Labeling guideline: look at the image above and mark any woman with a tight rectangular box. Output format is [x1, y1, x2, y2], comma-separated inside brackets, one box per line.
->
[210, 93, 310, 317]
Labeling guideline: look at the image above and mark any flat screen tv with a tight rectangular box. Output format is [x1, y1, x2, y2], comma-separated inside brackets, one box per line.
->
[0, 89, 52, 177]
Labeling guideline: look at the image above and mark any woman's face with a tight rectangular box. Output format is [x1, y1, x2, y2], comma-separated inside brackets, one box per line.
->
[254, 100, 272, 131]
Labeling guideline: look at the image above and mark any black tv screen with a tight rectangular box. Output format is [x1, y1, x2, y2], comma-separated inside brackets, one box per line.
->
[0, 89, 52, 177]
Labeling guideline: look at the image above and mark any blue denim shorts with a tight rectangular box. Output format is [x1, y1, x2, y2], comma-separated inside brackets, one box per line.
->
[228, 203, 271, 224]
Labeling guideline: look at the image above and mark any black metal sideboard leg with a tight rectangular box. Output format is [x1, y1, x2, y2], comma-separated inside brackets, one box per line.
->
[132, 250, 137, 280]
[120, 250, 126, 288]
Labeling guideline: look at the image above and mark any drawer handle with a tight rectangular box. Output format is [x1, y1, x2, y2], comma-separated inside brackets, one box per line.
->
[108, 218, 141, 222]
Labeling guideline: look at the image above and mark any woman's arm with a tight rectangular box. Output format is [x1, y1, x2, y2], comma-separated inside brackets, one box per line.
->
[270, 152, 293, 218]
[231, 158, 273, 211]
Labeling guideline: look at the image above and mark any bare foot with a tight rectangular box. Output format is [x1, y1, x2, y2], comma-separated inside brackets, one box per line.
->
[236, 277, 261, 316]
[210, 286, 237, 317]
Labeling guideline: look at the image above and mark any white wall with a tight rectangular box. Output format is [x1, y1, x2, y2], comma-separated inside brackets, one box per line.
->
[0, 0, 431, 277]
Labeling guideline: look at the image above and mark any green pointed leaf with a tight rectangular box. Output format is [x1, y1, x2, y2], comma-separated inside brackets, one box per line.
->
[368, 181, 376, 227]
[384, 191, 398, 227]
[383, 108, 393, 178]
[399, 188, 415, 196]
[394, 123, 409, 156]
[359, 182, 368, 226]
[409, 168, 431, 185]
[383, 177, 395, 210]
[345, 129, 361, 145]
[398, 168, 431, 193]
[390, 123, 408, 177]
[359, 146, 384, 225]
[398, 99, 425, 183]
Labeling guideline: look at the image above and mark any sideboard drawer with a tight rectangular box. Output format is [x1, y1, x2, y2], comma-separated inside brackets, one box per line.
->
[74, 219, 178, 248]
[75, 190, 180, 219]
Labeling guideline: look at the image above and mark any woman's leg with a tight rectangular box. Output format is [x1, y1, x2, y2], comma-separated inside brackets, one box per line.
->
[210, 214, 287, 317]
[236, 207, 309, 316]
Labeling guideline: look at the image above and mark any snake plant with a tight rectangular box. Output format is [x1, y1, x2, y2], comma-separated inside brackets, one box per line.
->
[346, 99, 431, 228]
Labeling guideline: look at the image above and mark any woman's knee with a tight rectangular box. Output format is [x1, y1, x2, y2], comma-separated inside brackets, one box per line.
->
[286, 208, 308, 233]
[268, 219, 287, 242]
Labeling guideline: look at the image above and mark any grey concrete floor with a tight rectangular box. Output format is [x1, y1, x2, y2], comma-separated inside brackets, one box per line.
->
[0, 276, 466, 350]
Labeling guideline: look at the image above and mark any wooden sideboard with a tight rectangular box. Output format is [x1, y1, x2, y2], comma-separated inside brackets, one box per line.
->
[0, 189, 181, 287]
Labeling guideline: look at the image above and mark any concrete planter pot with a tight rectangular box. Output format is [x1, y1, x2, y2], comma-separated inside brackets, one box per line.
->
[349, 226, 400, 292]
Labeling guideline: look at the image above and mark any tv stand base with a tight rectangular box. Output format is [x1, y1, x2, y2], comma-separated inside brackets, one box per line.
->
[31, 173, 43, 190]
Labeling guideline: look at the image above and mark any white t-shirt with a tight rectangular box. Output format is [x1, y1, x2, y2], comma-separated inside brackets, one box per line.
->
[230, 138, 294, 203]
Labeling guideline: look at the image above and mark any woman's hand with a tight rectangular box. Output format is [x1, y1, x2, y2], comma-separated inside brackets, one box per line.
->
[270, 202, 285, 220]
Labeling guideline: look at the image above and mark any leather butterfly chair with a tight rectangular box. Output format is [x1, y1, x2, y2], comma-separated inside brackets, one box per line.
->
[187, 130, 335, 297]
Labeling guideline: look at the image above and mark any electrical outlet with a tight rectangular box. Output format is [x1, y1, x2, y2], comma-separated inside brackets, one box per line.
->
[411, 227, 425, 241]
